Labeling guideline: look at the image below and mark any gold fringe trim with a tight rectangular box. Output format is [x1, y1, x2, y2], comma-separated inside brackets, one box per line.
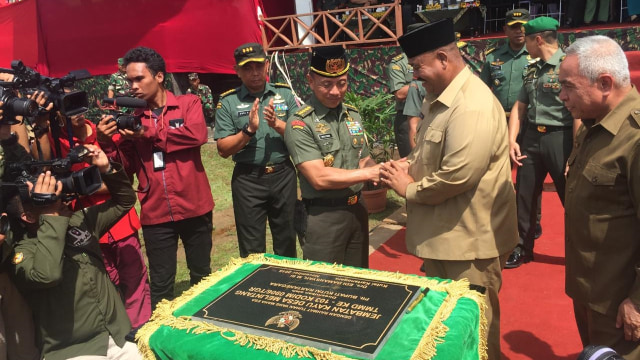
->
[136, 254, 487, 360]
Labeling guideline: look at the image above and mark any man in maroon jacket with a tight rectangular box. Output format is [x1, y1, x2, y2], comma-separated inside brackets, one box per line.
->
[97, 46, 214, 309]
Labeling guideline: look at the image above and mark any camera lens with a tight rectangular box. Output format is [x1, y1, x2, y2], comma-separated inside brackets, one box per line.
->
[6, 97, 38, 117]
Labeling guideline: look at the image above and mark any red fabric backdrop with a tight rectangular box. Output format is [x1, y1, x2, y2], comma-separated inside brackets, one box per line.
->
[0, 0, 263, 76]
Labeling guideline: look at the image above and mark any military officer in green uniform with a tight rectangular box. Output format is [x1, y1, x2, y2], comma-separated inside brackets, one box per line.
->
[506, 17, 580, 268]
[480, 9, 530, 117]
[215, 43, 300, 259]
[481, 8, 543, 240]
[402, 80, 425, 150]
[107, 58, 130, 98]
[284, 46, 380, 268]
[187, 73, 215, 128]
[386, 52, 413, 157]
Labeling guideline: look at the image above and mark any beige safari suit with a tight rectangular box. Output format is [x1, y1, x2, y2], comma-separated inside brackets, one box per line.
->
[406, 67, 518, 359]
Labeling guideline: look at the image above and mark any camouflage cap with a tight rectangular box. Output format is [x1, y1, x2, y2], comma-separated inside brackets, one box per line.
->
[117, 58, 124, 66]
[188, 73, 199, 80]
[506, 9, 530, 26]
[310, 45, 349, 77]
[524, 16, 559, 35]
[234, 43, 267, 66]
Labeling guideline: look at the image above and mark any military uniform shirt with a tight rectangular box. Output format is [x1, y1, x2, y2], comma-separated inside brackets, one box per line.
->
[403, 80, 426, 118]
[518, 48, 572, 127]
[107, 72, 130, 97]
[215, 83, 299, 166]
[387, 53, 414, 111]
[284, 94, 369, 199]
[565, 87, 640, 316]
[187, 83, 215, 120]
[480, 43, 530, 112]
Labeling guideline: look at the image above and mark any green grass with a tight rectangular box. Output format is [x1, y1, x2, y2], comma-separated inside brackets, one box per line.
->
[146, 143, 404, 297]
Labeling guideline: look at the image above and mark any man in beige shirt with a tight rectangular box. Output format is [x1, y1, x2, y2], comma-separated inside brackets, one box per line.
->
[380, 19, 518, 359]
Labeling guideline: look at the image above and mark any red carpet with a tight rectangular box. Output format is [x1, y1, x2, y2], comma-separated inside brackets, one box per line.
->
[369, 190, 582, 359]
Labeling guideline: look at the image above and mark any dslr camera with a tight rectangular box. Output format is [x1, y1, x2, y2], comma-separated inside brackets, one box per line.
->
[102, 97, 147, 131]
[0, 86, 39, 125]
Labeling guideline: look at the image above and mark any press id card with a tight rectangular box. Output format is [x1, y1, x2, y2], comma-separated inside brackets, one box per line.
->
[153, 151, 166, 171]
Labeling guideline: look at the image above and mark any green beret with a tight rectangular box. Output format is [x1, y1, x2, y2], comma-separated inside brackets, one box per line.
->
[117, 58, 124, 66]
[524, 16, 559, 35]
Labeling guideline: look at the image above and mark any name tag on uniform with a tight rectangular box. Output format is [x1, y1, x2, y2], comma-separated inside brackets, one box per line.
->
[237, 110, 250, 117]
[153, 151, 166, 171]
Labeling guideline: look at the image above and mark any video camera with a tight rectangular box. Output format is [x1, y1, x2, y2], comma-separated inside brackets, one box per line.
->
[4, 145, 102, 205]
[0, 60, 91, 122]
[102, 97, 147, 131]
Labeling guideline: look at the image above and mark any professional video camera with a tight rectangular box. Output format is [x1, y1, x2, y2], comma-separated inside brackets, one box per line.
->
[0, 60, 91, 118]
[102, 97, 147, 131]
[4, 145, 102, 205]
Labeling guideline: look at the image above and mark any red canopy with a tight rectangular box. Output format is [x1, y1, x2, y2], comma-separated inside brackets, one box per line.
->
[0, 0, 264, 77]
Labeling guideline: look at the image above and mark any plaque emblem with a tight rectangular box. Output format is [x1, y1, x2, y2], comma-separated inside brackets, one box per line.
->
[326, 59, 346, 74]
[265, 311, 302, 331]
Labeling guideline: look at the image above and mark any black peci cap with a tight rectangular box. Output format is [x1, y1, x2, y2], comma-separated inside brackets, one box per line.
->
[398, 18, 456, 58]
[309, 45, 350, 77]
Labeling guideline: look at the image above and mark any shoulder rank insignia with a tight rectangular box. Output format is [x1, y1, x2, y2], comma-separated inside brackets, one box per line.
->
[219, 88, 237, 99]
[291, 119, 306, 130]
[393, 54, 405, 61]
[392, 64, 401, 71]
[12, 252, 24, 264]
[274, 82, 291, 88]
[344, 103, 359, 112]
[295, 105, 314, 117]
[631, 109, 640, 126]
[485, 47, 496, 56]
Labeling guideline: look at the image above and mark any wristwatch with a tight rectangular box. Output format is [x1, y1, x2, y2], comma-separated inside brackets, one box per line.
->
[241, 123, 256, 137]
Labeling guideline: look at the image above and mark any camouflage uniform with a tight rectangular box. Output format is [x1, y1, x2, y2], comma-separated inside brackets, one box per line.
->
[107, 72, 130, 97]
[187, 84, 215, 125]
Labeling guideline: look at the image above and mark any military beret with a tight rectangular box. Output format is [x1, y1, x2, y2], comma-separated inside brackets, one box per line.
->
[309, 45, 349, 77]
[506, 9, 530, 26]
[398, 18, 455, 58]
[188, 73, 199, 80]
[117, 58, 124, 66]
[234, 43, 267, 66]
[524, 16, 559, 35]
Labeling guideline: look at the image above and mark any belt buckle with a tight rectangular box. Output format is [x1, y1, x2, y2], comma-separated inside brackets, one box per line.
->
[537, 125, 547, 133]
[347, 195, 358, 205]
[264, 166, 275, 174]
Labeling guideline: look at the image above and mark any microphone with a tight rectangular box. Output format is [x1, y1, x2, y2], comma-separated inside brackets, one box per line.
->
[103, 97, 148, 108]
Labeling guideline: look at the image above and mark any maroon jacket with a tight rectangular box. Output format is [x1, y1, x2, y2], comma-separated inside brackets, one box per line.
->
[101, 91, 214, 225]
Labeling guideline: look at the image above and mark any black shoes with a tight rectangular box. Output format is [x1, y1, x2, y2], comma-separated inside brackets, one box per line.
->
[534, 224, 543, 240]
[505, 245, 533, 269]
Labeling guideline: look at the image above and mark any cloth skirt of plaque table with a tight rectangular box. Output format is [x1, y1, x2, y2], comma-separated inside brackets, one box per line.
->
[136, 254, 487, 360]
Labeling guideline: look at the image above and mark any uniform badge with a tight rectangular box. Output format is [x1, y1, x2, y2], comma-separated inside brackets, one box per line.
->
[326, 59, 346, 74]
[12, 252, 24, 264]
[345, 120, 364, 136]
[315, 123, 330, 134]
[291, 120, 306, 130]
[392, 65, 401, 71]
[236, 103, 250, 109]
[352, 137, 358, 146]
[323, 154, 335, 167]
[494, 79, 501, 86]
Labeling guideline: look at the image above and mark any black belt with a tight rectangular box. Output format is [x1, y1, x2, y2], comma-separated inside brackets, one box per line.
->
[303, 192, 361, 207]
[528, 124, 572, 133]
[235, 160, 289, 174]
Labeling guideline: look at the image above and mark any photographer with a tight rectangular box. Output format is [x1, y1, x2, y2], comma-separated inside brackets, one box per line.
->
[45, 111, 151, 328]
[0, 112, 39, 360]
[8, 145, 141, 360]
[97, 47, 214, 309]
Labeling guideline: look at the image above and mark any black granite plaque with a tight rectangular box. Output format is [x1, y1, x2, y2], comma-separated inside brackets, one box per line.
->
[192, 265, 421, 359]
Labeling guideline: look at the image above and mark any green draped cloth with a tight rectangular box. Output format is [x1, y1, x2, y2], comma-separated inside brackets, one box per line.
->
[136, 254, 487, 360]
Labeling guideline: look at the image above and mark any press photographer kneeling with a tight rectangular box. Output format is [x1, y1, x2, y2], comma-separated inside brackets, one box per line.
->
[5, 144, 142, 360]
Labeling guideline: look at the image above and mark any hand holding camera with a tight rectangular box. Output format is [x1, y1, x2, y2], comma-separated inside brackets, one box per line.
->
[26, 170, 67, 216]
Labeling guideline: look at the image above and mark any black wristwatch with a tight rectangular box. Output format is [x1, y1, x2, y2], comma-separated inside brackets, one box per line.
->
[241, 123, 256, 137]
